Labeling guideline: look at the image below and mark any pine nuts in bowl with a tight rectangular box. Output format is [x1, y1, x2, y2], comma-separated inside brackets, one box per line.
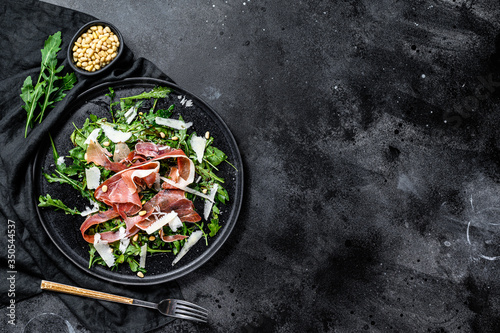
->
[67, 20, 124, 76]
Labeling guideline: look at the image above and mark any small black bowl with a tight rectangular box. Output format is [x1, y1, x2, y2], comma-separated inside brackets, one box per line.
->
[67, 20, 124, 76]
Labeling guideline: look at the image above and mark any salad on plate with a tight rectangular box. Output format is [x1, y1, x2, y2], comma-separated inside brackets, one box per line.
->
[38, 86, 231, 277]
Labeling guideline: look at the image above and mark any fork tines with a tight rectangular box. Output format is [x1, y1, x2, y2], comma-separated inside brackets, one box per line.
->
[174, 300, 209, 323]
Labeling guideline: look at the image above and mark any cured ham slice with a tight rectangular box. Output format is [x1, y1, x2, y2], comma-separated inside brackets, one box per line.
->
[80, 208, 141, 244]
[95, 161, 160, 218]
[145, 190, 201, 222]
[134, 190, 201, 232]
[159, 231, 188, 243]
[121, 141, 175, 164]
[80, 209, 121, 243]
[86, 141, 127, 172]
[81, 142, 200, 247]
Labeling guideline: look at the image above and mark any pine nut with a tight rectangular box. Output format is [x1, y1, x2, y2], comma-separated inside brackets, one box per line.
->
[72, 25, 120, 72]
[149, 236, 155, 241]
[139, 210, 147, 216]
[102, 185, 108, 193]
[137, 271, 144, 278]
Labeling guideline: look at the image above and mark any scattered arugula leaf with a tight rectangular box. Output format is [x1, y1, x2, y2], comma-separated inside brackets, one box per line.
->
[205, 146, 227, 166]
[38, 194, 80, 215]
[120, 86, 171, 101]
[20, 31, 76, 137]
[207, 218, 221, 237]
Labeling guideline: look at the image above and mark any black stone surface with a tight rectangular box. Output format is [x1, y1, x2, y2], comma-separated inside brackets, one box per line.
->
[6, 0, 500, 332]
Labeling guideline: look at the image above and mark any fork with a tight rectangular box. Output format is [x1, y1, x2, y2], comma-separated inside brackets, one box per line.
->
[40, 280, 208, 323]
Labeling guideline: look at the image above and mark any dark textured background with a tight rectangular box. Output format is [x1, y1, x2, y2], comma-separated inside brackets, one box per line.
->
[4, 0, 500, 332]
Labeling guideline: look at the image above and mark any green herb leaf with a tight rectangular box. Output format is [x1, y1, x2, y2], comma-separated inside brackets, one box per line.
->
[20, 31, 76, 137]
[120, 86, 171, 101]
[38, 194, 80, 215]
[205, 146, 227, 166]
[207, 218, 221, 237]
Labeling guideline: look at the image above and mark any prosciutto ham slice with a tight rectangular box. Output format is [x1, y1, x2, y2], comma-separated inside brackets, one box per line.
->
[86, 141, 127, 172]
[159, 232, 189, 243]
[80, 209, 139, 244]
[80, 142, 200, 244]
[134, 190, 201, 232]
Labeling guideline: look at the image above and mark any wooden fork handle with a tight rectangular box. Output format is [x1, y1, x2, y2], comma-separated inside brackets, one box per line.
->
[41, 280, 134, 305]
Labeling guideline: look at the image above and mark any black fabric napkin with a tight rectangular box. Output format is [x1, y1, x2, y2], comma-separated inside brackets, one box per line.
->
[0, 1, 182, 332]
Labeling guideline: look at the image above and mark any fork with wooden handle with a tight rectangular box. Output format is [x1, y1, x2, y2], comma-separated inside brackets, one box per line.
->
[40, 280, 208, 323]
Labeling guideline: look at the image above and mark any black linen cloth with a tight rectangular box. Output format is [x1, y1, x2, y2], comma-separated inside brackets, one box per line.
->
[0, 1, 182, 332]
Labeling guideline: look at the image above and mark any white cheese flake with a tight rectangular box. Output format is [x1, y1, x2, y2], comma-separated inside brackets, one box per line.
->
[144, 211, 178, 234]
[56, 156, 65, 166]
[93, 233, 115, 267]
[155, 117, 193, 130]
[169, 216, 183, 232]
[161, 177, 213, 201]
[139, 244, 147, 268]
[172, 230, 203, 266]
[204, 184, 219, 220]
[124, 105, 138, 124]
[80, 199, 99, 217]
[84, 128, 101, 145]
[177, 95, 193, 107]
[190, 135, 206, 163]
[118, 227, 130, 253]
[85, 166, 101, 190]
[101, 124, 132, 143]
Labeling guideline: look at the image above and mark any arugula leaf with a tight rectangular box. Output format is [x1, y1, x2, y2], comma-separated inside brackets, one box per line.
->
[20, 31, 76, 137]
[195, 165, 225, 183]
[38, 194, 80, 215]
[44, 170, 91, 200]
[205, 146, 227, 166]
[217, 186, 230, 204]
[157, 105, 174, 119]
[120, 86, 171, 101]
[20, 77, 46, 137]
[51, 72, 77, 104]
[207, 217, 221, 237]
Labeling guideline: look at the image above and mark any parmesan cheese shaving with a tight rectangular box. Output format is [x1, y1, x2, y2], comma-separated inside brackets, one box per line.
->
[204, 184, 219, 220]
[169, 216, 183, 232]
[144, 211, 178, 234]
[139, 244, 147, 268]
[155, 117, 193, 130]
[93, 233, 115, 267]
[177, 95, 193, 107]
[101, 124, 132, 143]
[84, 128, 101, 145]
[85, 166, 101, 189]
[161, 177, 213, 201]
[172, 230, 203, 266]
[190, 135, 206, 163]
[124, 105, 138, 124]
[118, 227, 130, 253]
[80, 199, 99, 217]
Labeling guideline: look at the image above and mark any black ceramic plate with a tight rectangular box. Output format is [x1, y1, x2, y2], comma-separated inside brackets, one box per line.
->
[33, 78, 243, 285]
